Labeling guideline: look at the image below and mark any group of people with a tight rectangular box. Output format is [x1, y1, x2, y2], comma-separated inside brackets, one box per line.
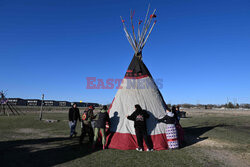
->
[68, 103, 110, 150]
[68, 103, 184, 151]
[126, 105, 183, 151]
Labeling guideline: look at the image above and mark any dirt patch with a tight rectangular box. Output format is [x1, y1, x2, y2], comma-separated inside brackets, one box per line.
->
[16, 128, 37, 134]
[15, 128, 50, 137]
[195, 138, 234, 148]
[185, 109, 250, 117]
[201, 148, 250, 167]
[190, 137, 250, 167]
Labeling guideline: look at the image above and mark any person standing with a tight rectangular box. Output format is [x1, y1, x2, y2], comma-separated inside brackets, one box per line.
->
[171, 105, 179, 123]
[93, 105, 110, 150]
[175, 106, 181, 122]
[79, 106, 95, 144]
[68, 103, 81, 138]
[174, 105, 185, 147]
[158, 108, 179, 149]
[127, 104, 153, 151]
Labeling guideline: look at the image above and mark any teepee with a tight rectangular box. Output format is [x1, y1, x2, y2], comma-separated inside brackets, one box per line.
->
[107, 6, 169, 150]
[0, 91, 23, 116]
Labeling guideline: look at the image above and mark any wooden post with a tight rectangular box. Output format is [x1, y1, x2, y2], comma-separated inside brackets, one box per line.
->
[39, 94, 44, 121]
[7, 103, 15, 115]
[4, 104, 9, 116]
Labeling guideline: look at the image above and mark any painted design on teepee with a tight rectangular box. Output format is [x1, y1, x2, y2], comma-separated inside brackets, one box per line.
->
[107, 5, 169, 150]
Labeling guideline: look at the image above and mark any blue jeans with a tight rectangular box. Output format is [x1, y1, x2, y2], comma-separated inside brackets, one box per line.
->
[69, 121, 77, 136]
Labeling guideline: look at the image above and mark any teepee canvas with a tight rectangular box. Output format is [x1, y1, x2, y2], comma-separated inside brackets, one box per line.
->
[107, 7, 169, 150]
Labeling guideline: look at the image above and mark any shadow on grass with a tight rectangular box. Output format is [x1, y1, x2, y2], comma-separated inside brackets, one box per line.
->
[0, 137, 97, 167]
[183, 124, 227, 147]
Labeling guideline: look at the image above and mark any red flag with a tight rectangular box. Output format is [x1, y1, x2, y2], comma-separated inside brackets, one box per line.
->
[138, 20, 142, 25]
[122, 20, 125, 23]
[150, 14, 157, 18]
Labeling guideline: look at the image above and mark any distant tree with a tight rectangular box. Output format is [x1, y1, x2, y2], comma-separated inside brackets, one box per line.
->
[226, 102, 234, 108]
[167, 104, 172, 109]
[181, 103, 194, 109]
[197, 104, 204, 109]
[204, 104, 214, 109]
[235, 103, 240, 108]
[241, 104, 250, 109]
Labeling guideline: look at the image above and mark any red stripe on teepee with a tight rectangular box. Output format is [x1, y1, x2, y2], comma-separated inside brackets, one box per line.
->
[106, 132, 168, 150]
[124, 75, 149, 79]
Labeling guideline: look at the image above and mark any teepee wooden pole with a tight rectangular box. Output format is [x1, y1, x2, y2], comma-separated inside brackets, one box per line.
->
[141, 4, 150, 42]
[138, 17, 150, 51]
[121, 16, 136, 51]
[139, 9, 156, 50]
[136, 4, 150, 53]
[121, 6, 156, 53]
[137, 26, 140, 42]
[143, 9, 156, 38]
[142, 21, 156, 48]
[130, 33, 136, 48]
[124, 28, 136, 51]
[130, 10, 137, 47]
[137, 21, 141, 42]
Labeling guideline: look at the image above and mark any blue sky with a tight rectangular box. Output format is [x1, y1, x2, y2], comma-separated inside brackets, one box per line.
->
[1, 0, 250, 104]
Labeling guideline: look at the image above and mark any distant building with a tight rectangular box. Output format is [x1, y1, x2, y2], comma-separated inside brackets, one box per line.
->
[71, 102, 87, 107]
[44, 100, 59, 106]
[58, 101, 71, 107]
[86, 103, 100, 107]
[27, 99, 41, 106]
[7, 98, 27, 106]
[6, 97, 100, 107]
[73, 102, 100, 107]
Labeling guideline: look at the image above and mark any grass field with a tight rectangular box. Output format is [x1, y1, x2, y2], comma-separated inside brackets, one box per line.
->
[0, 109, 249, 167]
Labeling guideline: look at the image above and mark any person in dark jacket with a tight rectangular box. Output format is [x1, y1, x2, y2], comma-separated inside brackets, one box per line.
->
[93, 105, 110, 150]
[171, 105, 179, 123]
[158, 109, 176, 124]
[175, 105, 181, 121]
[127, 104, 153, 151]
[174, 105, 185, 147]
[158, 108, 179, 149]
[68, 103, 81, 138]
[79, 106, 95, 144]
